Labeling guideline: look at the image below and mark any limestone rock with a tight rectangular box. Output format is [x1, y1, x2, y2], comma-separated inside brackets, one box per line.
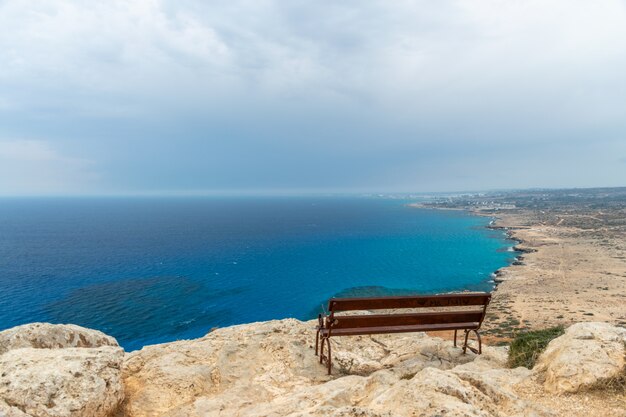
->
[121, 318, 551, 417]
[369, 367, 502, 417]
[0, 323, 118, 355]
[0, 346, 124, 417]
[0, 400, 33, 417]
[534, 322, 626, 393]
[451, 352, 549, 416]
[9, 319, 624, 416]
[330, 330, 476, 376]
[121, 319, 329, 416]
[0, 323, 123, 417]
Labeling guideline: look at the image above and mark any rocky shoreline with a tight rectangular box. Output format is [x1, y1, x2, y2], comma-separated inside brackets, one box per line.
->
[485, 219, 535, 284]
[460, 207, 626, 340]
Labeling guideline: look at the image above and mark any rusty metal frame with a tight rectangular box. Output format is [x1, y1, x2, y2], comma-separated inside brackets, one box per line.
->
[316, 310, 337, 374]
[315, 314, 323, 356]
[462, 329, 482, 354]
[319, 335, 332, 374]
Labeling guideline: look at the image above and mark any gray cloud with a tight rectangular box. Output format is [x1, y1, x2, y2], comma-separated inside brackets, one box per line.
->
[0, 0, 625, 194]
[0, 139, 98, 195]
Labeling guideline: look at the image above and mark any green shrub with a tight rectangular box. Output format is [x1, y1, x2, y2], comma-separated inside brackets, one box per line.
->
[508, 326, 565, 369]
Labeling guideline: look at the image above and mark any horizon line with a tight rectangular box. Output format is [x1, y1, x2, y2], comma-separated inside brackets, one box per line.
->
[0, 185, 625, 198]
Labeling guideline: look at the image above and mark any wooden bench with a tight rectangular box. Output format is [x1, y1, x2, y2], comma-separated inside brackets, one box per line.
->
[315, 292, 491, 374]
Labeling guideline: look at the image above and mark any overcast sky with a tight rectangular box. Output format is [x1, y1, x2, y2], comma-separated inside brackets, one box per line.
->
[1, 0, 625, 195]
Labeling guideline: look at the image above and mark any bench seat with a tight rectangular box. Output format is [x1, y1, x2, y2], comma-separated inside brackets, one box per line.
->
[320, 322, 480, 337]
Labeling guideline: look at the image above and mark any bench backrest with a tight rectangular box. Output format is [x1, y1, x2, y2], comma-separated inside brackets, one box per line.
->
[328, 292, 490, 311]
[326, 292, 491, 329]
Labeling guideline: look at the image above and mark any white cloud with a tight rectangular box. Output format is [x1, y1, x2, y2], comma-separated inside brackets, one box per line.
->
[0, 0, 623, 128]
[0, 0, 235, 108]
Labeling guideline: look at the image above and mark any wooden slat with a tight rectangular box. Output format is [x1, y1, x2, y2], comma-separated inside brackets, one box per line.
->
[320, 322, 480, 336]
[329, 310, 485, 329]
[328, 293, 490, 312]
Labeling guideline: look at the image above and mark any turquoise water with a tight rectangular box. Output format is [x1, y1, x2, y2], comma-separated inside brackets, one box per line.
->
[0, 197, 516, 350]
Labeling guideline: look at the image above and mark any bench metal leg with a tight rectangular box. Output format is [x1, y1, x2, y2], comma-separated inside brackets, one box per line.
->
[462, 329, 482, 355]
[318, 336, 333, 374]
[325, 337, 332, 374]
[315, 329, 320, 356]
[453, 329, 458, 347]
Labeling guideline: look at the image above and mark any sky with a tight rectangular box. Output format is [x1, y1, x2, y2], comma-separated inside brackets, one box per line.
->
[0, 0, 625, 196]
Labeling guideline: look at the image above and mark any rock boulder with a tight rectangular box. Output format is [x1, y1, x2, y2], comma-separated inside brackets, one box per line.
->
[0, 323, 118, 355]
[0, 324, 124, 417]
[534, 322, 626, 393]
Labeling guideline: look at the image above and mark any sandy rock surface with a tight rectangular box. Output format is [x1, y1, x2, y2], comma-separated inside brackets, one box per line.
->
[534, 322, 626, 394]
[0, 400, 32, 417]
[2, 320, 625, 417]
[121, 319, 551, 417]
[0, 323, 118, 355]
[0, 324, 124, 417]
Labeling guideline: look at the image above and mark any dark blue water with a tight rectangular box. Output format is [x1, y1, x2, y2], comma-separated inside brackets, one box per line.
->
[0, 197, 516, 350]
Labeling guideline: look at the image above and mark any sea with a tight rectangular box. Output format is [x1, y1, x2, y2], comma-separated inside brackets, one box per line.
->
[0, 196, 517, 350]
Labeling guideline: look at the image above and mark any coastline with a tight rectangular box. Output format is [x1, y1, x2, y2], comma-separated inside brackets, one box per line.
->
[408, 204, 524, 343]
[411, 200, 626, 341]
[467, 208, 626, 340]
[408, 203, 521, 296]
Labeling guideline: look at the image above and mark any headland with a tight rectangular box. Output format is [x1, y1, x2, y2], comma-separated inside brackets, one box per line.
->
[414, 187, 626, 341]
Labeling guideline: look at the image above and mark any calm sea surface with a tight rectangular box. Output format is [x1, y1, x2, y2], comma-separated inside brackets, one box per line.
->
[0, 197, 516, 350]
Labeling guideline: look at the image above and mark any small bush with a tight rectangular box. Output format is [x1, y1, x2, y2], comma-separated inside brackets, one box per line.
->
[508, 326, 565, 369]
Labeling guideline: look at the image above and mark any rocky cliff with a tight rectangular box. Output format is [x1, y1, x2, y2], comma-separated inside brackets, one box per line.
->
[0, 321, 624, 417]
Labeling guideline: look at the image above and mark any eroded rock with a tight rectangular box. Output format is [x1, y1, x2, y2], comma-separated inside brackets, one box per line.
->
[534, 322, 626, 393]
[0, 323, 118, 355]
[120, 319, 552, 417]
[0, 346, 124, 417]
[0, 400, 32, 417]
[0, 323, 124, 417]
[121, 319, 329, 416]
[3, 320, 624, 416]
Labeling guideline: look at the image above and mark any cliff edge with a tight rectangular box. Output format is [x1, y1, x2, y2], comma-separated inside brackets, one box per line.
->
[0, 321, 624, 417]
